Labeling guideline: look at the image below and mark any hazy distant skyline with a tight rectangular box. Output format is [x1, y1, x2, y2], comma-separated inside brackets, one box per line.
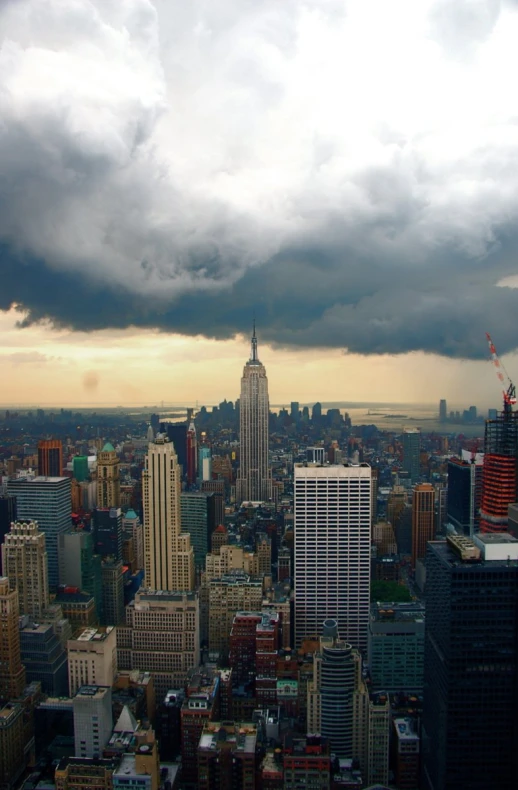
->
[2, 0, 518, 403]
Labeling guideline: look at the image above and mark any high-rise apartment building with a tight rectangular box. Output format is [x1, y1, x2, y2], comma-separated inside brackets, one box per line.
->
[38, 439, 63, 477]
[2, 520, 49, 619]
[0, 577, 26, 699]
[142, 436, 194, 592]
[7, 476, 71, 589]
[236, 325, 272, 504]
[96, 443, 120, 509]
[117, 589, 200, 700]
[294, 463, 371, 652]
[422, 533, 518, 790]
[411, 483, 435, 569]
[402, 429, 421, 482]
[307, 620, 357, 757]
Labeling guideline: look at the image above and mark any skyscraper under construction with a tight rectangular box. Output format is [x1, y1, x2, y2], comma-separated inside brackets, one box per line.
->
[480, 334, 518, 533]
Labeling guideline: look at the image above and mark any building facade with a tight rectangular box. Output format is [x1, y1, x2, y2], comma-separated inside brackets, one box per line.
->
[73, 685, 113, 759]
[368, 602, 425, 692]
[67, 627, 117, 696]
[294, 463, 371, 653]
[411, 483, 435, 569]
[422, 534, 518, 790]
[7, 476, 71, 589]
[2, 520, 49, 619]
[142, 437, 194, 592]
[117, 589, 200, 700]
[96, 443, 120, 509]
[236, 326, 272, 504]
[180, 492, 216, 569]
[402, 429, 421, 482]
[0, 577, 26, 699]
[38, 439, 63, 477]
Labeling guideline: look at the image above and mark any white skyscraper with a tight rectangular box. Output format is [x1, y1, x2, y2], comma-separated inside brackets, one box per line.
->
[294, 463, 372, 653]
[236, 324, 272, 504]
[143, 435, 194, 592]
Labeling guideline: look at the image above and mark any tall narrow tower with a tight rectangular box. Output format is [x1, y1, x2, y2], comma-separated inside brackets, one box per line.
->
[143, 435, 194, 591]
[236, 324, 272, 504]
[2, 520, 49, 619]
[0, 577, 26, 699]
[411, 483, 435, 568]
[97, 442, 120, 509]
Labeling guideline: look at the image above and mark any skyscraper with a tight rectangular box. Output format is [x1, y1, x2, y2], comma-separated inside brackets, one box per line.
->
[142, 436, 194, 592]
[446, 452, 483, 536]
[186, 422, 197, 486]
[422, 534, 518, 790]
[0, 576, 26, 699]
[2, 520, 49, 619]
[439, 399, 447, 422]
[96, 442, 120, 509]
[307, 620, 357, 756]
[411, 483, 435, 569]
[294, 463, 371, 652]
[236, 325, 272, 504]
[198, 447, 212, 482]
[7, 476, 71, 589]
[38, 439, 63, 477]
[180, 492, 216, 569]
[479, 394, 518, 533]
[401, 429, 421, 482]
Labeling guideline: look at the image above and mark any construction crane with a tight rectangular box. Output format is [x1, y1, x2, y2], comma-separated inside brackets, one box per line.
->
[486, 332, 517, 411]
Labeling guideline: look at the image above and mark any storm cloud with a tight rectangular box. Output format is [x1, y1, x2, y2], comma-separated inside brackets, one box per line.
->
[2, 0, 518, 358]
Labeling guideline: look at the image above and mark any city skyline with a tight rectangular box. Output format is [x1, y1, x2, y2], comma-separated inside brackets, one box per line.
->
[1, 306, 517, 409]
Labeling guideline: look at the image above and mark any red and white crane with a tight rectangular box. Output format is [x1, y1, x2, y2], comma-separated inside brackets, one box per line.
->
[486, 332, 516, 409]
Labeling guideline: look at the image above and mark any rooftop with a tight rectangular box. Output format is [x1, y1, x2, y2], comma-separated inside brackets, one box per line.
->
[198, 723, 257, 755]
[74, 626, 114, 643]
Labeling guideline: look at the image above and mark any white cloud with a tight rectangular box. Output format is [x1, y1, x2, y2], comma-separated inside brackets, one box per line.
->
[1, 0, 518, 355]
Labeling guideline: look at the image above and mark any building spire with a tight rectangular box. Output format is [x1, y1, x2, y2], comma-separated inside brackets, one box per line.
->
[251, 319, 258, 362]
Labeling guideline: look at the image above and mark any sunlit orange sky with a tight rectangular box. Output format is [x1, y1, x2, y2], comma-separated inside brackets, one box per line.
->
[0, 308, 513, 410]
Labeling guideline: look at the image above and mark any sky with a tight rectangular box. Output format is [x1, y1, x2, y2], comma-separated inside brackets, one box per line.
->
[1, 0, 518, 407]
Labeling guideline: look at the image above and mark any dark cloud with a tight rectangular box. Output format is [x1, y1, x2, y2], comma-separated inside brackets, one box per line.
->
[1, 0, 518, 360]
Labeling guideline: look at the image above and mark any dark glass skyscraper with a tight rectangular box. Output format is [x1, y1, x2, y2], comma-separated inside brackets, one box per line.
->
[402, 429, 421, 482]
[422, 534, 518, 790]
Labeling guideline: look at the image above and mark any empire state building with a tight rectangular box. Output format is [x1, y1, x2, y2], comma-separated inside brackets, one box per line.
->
[236, 325, 272, 504]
